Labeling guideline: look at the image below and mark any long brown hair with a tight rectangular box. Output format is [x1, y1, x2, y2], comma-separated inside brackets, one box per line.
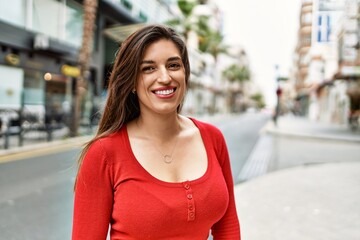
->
[75, 24, 190, 187]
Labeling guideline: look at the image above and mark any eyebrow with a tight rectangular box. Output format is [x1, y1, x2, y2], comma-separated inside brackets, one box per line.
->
[168, 56, 182, 62]
[140, 56, 182, 65]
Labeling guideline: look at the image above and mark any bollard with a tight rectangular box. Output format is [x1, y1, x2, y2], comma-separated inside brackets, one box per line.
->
[4, 123, 10, 149]
[46, 124, 53, 142]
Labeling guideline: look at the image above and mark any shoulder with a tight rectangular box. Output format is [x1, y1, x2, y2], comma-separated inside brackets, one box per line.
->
[85, 127, 128, 165]
[189, 117, 224, 140]
[189, 117, 228, 156]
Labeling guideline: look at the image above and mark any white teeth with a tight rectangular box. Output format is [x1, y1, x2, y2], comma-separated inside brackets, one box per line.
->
[154, 89, 174, 95]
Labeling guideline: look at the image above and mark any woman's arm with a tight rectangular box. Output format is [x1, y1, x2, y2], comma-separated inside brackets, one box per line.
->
[72, 140, 113, 240]
[211, 131, 241, 240]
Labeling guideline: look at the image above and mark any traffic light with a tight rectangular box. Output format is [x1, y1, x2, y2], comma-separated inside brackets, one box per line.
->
[276, 87, 282, 96]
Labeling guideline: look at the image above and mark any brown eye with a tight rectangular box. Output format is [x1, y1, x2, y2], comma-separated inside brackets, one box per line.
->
[168, 63, 181, 70]
[142, 66, 155, 73]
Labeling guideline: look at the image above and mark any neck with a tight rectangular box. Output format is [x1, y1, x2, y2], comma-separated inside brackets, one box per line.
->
[136, 113, 182, 141]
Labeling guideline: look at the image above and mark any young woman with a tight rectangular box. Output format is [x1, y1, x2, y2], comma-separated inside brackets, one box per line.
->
[72, 24, 240, 240]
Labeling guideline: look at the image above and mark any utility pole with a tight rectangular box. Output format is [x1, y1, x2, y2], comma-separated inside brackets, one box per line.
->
[273, 65, 280, 126]
[273, 65, 287, 126]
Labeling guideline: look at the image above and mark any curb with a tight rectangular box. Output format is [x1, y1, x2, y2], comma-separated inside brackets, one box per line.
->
[264, 121, 360, 143]
[0, 135, 93, 162]
[237, 133, 273, 183]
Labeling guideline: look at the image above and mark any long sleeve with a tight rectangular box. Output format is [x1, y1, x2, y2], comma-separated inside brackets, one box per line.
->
[211, 131, 241, 239]
[72, 140, 114, 240]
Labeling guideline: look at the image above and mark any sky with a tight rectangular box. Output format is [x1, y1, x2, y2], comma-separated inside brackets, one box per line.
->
[213, 0, 302, 108]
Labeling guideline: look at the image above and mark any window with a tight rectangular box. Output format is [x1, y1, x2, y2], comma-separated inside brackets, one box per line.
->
[0, 65, 24, 109]
[121, 0, 133, 11]
[24, 70, 45, 105]
[65, 1, 84, 47]
[317, 14, 331, 42]
[0, 0, 26, 27]
[139, 11, 148, 22]
[32, 0, 64, 40]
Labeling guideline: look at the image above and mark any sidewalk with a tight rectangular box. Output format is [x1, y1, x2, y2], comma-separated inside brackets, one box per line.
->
[235, 115, 360, 240]
[267, 115, 360, 143]
[235, 161, 360, 240]
[0, 127, 94, 159]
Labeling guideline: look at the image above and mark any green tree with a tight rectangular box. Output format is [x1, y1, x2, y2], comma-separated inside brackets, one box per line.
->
[197, 17, 228, 61]
[166, 0, 199, 42]
[222, 64, 251, 112]
[167, 1, 228, 61]
[250, 92, 266, 109]
[222, 64, 250, 83]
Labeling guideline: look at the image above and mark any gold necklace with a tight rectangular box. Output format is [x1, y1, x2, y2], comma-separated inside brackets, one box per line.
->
[136, 120, 180, 164]
[155, 136, 179, 164]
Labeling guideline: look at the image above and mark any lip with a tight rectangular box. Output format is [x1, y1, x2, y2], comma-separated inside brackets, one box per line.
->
[152, 87, 177, 99]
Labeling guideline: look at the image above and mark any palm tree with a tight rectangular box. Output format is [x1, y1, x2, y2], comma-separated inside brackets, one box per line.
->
[197, 21, 228, 61]
[167, 0, 229, 63]
[250, 93, 266, 109]
[222, 64, 250, 83]
[193, 15, 229, 114]
[166, 0, 199, 43]
[222, 64, 251, 112]
[70, 0, 98, 137]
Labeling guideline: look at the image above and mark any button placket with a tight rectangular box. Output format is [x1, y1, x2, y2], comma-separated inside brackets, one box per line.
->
[183, 181, 196, 221]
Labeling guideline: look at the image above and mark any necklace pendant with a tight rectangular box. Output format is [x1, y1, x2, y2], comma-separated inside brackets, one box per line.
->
[164, 155, 172, 164]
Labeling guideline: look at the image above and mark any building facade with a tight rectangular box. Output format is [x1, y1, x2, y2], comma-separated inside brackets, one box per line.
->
[292, 0, 360, 125]
[293, 0, 314, 116]
[332, 0, 360, 125]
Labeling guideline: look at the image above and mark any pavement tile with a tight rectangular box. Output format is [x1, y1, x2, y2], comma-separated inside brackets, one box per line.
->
[235, 161, 360, 240]
[235, 115, 360, 240]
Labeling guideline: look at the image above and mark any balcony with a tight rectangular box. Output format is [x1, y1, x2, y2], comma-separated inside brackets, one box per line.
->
[300, 25, 312, 35]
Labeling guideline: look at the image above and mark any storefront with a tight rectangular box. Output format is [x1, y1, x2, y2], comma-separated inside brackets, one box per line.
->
[0, 37, 96, 134]
[332, 66, 360, 125]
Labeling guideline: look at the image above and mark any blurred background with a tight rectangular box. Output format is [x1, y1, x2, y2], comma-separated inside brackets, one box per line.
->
[0, 0, 359, 239]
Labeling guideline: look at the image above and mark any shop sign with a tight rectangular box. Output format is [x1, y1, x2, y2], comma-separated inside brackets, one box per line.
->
[5, 53, 20, 66]
[34, 34, 50, 50]
[61, 64, 80, 77]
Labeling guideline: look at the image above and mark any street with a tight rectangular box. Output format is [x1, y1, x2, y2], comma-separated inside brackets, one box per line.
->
[0, 149, 79, 240]
[0, 112, 269, 240]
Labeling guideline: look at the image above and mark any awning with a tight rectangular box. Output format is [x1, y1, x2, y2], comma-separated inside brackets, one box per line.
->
[104, 23, 147, 42]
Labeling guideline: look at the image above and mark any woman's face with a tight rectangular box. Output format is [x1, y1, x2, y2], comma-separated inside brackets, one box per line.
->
[136, 39, 186, 116]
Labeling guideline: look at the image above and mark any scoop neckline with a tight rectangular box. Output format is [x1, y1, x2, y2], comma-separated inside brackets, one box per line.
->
[124, 117, 211, 188]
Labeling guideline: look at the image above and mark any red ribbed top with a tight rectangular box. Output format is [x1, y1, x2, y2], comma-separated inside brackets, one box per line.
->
[72, 118, 240, 239]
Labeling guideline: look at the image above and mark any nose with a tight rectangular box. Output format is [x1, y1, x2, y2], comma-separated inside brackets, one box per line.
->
[157, 67, 171, 84]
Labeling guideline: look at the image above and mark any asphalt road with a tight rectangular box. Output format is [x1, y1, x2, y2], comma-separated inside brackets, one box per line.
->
[208, 113, 271, 183]
[0, 112, 270, 240]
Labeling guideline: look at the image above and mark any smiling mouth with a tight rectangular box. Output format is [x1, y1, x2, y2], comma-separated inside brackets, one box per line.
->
[153, 88, 176, 95]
